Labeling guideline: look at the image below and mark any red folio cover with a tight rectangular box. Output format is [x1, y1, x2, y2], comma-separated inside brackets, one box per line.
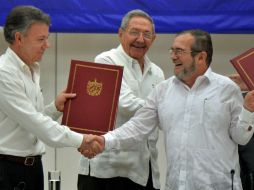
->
[62, 60, 123, 135]
[230, 48, 254, 90]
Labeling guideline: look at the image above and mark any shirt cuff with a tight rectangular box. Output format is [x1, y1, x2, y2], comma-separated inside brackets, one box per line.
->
[241, 107, 254, 131]
[103, 133, 115, 150]
[47, 101, 62, 118]
[69, 131, 84, 148]
[51, 101, 62, 115]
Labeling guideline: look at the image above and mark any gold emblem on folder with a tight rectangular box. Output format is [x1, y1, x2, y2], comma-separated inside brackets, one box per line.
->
[87, 79, 102, 96]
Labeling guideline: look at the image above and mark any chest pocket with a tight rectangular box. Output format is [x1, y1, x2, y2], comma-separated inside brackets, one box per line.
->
[201, 95, 230, 131]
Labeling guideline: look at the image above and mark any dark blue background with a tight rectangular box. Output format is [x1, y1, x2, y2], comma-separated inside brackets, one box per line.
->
[0, 0, 254, 33]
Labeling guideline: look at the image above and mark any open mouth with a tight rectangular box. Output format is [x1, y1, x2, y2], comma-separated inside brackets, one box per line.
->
[132, 44, 146, 49]
[175, 63, 182, 67]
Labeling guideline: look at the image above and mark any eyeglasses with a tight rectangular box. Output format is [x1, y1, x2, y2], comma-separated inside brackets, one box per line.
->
[123, 29, 154, 40]
[169, 48, 201, 57]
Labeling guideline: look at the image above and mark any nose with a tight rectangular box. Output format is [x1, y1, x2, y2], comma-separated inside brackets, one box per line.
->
[136, 33, 145, 42]
[170, 51, 177, 60]
[43, 39, 50, 49]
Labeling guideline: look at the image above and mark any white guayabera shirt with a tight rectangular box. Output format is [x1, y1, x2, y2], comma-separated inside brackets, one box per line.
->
[79, 45, 165, 188]
[105, 68, 254, 190]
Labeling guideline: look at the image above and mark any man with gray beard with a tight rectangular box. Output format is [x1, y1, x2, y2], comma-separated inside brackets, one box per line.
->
[89, 29, 254, 190]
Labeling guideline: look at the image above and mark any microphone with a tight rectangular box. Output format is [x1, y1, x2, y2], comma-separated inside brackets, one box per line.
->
[231, 169, 235, 190]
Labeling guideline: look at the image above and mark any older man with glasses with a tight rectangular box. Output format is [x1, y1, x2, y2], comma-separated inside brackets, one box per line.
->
[78, 9, 165, 190]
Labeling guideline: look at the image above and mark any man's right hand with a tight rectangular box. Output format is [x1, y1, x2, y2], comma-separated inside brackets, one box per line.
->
[78, 134, 105, 159]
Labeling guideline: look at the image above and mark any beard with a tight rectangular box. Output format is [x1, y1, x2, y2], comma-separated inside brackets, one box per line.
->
[175, 60, 196, 81]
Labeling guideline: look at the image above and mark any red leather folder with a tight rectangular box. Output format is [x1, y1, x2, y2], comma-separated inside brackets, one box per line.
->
[62, 60, 123, 135]
[230, 48, 254, 90]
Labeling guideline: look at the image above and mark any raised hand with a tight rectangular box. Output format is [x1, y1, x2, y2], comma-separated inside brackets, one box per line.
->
[244, 90, 254, 112]
[54, 89, 76, 112]
[78, 134, 105, 158]
[228, 74, 249, 91]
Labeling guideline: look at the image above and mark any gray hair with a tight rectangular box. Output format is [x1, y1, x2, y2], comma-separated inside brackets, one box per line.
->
[4, 5, 51, 44]
[120, 9, 155, 33]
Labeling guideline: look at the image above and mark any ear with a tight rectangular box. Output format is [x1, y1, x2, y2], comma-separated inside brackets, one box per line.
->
[151, 33, 156, 44]
[197, 51, 209, 69]
[14, 32, 23, 45]
[118, 28, 125, 44]
[118, 28, 124, 38]
[198, 51, 207, 62]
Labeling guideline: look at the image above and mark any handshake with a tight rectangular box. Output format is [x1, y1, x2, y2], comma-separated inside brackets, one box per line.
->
[78, 134, 105, 159]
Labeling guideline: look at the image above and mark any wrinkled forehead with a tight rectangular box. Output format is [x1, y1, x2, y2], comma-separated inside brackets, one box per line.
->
[172, 33, 195, 50]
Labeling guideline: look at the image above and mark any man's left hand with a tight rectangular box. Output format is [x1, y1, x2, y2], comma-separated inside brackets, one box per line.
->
[244, 90, 254, 112]
[55, 89, 76, 112]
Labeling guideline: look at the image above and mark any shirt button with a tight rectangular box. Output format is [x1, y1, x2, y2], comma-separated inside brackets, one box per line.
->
[248, 126, 252, 131]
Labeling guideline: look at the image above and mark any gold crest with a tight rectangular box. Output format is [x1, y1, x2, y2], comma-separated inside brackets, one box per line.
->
[87, 79, 103, 96]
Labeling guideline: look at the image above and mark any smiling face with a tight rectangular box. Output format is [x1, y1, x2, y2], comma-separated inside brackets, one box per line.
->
[12, 22, 50, 65]
[118, 16, 155, 65]
[171, 34, 196, 79]
[170, 33, 208, 87]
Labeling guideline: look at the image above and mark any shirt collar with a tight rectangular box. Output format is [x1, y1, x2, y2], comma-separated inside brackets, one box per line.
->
[6, 47, 40, 73]
[117, 45, 152, 73]
[173, 67, 213, 87]
[203, 67, 213, 81]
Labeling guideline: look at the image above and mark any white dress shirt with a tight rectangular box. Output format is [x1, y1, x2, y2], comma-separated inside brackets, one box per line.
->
[0, 48, 83, 157]
[104, 68, 254, 190]
[79, 45, 165, 188]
